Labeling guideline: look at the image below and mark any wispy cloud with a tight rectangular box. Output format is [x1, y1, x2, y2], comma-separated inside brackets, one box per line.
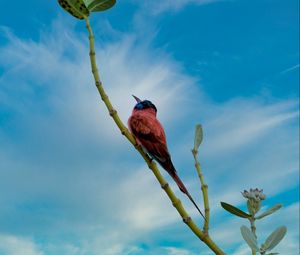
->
[0, 234, 43, 255]
[165, 246, 195, 255]
[133, 0, 225, 15]
[280, 64, 300, 75]
[202, 99, 299, 156]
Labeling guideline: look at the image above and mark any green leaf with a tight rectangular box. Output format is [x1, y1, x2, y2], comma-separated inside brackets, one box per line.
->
[83, 0, 116, 12]
[193, 124, 203, 150]
[262, 226, 287, 251]
[58, 0, 89, 19]
[266, 253, 279, 255]
[255, 204, 282, 220]
[221, 202, 251, 218]
[240, 225, 259, 251]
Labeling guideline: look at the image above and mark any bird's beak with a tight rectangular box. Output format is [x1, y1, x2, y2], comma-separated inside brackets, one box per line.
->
[132, 95, 142, 103]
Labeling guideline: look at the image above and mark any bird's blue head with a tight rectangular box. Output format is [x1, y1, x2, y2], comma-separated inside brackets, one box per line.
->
[132, 95, 157, 112]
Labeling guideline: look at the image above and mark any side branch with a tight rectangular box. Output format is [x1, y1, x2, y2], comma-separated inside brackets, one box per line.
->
[85, 17, 225, 255]
[192, 149, 210, 234]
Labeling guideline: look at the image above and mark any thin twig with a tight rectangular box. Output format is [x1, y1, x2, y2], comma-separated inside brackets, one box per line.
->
[84, 16, 226, 255]
[192, 149, 210, 234]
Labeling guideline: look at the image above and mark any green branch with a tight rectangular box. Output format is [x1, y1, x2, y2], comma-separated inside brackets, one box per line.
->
[85, 16, 226, 255]
[192, 149, 210, 234]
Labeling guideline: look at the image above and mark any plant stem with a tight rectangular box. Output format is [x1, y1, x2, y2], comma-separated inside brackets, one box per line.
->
[192, 149, 210, 234]
[85, 16, 226, 255]
[250, 217, 257, 255]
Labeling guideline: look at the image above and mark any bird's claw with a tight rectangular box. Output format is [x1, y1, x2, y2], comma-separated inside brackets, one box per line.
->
[134, 143, 142, 150]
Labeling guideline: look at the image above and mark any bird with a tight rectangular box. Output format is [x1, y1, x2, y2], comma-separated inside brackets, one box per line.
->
[128, 95, 205, 220]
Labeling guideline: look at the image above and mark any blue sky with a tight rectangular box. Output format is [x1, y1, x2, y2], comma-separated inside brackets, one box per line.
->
[0, 0, 299, 255]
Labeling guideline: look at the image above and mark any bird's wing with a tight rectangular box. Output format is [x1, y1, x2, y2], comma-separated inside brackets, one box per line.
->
[128, 114, 170, 163]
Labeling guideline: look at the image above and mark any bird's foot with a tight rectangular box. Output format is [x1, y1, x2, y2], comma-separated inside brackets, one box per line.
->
[134, 143, 142, 151]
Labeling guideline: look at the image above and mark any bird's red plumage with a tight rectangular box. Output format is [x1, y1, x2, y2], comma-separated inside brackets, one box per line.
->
[128, 108, 174, 171]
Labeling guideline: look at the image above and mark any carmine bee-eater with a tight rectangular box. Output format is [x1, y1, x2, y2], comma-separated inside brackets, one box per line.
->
[128, 95, 205, 219]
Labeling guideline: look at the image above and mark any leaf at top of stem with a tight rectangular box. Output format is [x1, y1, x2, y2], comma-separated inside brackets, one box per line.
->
[193, 124, 203, 151]
[255, 204, 282, 220]
[261, 226, 287, 252]
[220, 202, 251, 218]
[58, 0, 89, 19]
[240, 225, 260, 251]
[83, 0, 116, 12]
[58, 0, 116, 19]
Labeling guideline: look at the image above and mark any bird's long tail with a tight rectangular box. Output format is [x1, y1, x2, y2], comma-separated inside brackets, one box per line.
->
[170, 171, 206, 220]
[155, 156, 205, 220]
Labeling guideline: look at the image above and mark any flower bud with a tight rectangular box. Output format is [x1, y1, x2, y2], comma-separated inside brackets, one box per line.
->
[242, 188, 266, 216]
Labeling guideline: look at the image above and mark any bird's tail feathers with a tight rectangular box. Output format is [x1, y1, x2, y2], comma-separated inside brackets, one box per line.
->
[156, 157, 206, 220]
[171, 172, 206, 220]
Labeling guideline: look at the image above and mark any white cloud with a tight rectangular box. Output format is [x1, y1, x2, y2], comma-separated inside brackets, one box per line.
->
[0, 234, 43, 255]
[165, 246, 195, 255]
[203, 99, 299, 156]
[133, 0, 225, 15]
[232, 244, 254, 255]
[117, 169, 179, 230]
[280, 64, 300, 75]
